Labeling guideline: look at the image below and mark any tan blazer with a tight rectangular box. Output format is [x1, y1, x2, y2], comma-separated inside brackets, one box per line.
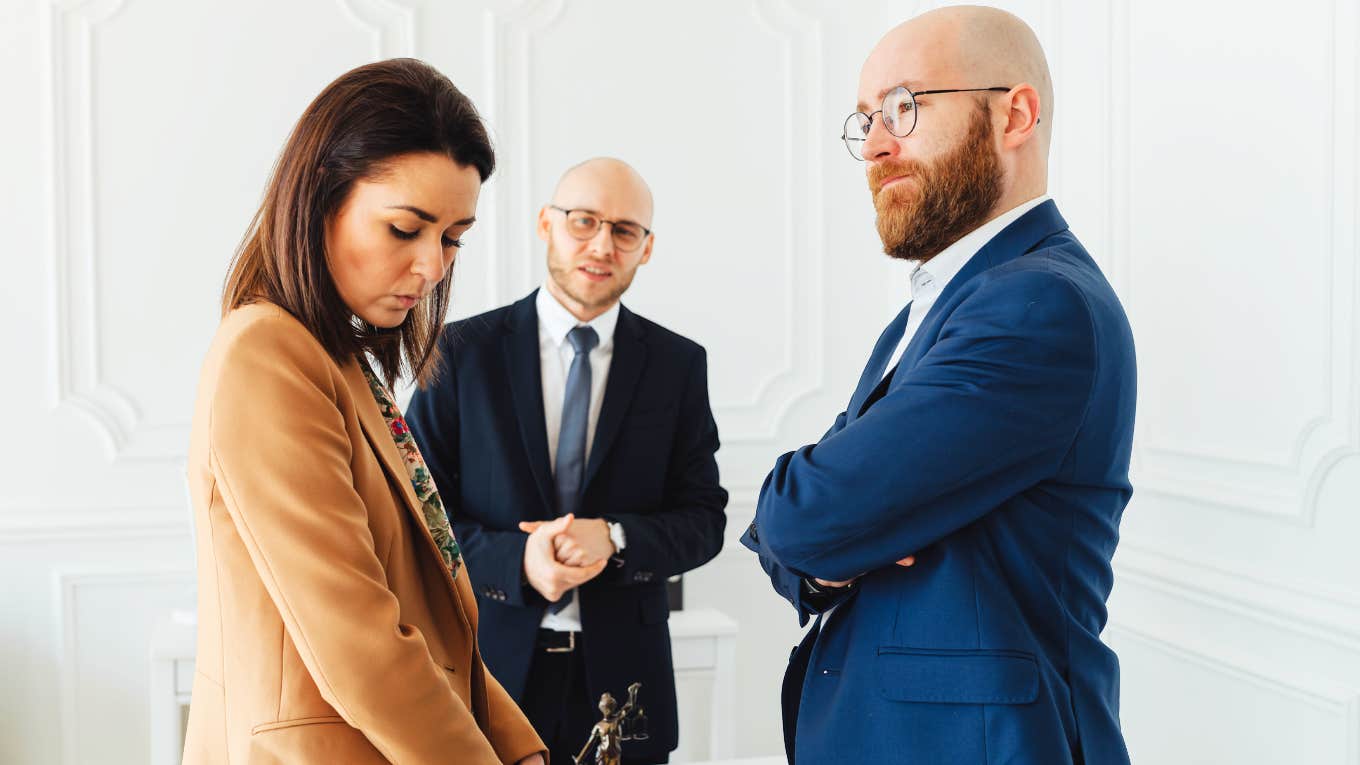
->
[183, 302, 545, 764]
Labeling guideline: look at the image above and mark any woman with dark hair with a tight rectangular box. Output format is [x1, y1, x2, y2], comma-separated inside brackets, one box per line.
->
[183, 59, 546, 764]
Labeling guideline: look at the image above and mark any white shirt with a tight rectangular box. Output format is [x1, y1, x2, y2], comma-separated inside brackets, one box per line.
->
[880, 195, 1051, 381]
[535, 286, 619, 631]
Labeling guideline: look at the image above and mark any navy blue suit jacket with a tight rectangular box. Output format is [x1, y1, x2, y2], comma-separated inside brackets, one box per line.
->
[743, 201, 1135, 765]
[407, 291, 728, 760]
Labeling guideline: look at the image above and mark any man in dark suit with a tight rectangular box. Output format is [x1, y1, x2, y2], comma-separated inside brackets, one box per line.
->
[407, 157, 727, 765]
[743, 7, 1136, 765]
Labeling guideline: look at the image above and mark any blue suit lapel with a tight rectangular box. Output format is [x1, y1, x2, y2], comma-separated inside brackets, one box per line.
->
[502, 291, 556, 515]
[888, 200, 1071, 385]
[847, 301, 912, 424]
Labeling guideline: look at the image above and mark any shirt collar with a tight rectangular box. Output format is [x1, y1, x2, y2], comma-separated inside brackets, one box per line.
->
[536, 285, 620, 350]
[910, 194, 1051, 300]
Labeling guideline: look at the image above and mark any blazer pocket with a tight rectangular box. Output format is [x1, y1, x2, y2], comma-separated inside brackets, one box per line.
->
[251, 715, 348, 734]
[876, 647, 1039, 705]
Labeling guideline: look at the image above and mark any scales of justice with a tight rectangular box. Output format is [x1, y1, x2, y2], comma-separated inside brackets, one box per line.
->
[573, 682, 649, 765]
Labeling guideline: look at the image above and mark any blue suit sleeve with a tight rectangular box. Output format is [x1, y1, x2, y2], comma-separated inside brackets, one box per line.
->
[755, 270, 1098, 583]
[406, 351, 541, 608]
[739, 406, 850, 625]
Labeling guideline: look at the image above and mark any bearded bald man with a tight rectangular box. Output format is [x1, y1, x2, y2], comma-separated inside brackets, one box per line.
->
[742, 7, 1135, 764]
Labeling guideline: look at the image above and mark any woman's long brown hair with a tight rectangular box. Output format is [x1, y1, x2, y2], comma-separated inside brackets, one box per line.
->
[222, 58, 494, 389]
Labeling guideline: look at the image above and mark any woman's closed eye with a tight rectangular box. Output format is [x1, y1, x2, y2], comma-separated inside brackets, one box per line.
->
[389, 224, 463, 249]
[389, 224, 420, 241]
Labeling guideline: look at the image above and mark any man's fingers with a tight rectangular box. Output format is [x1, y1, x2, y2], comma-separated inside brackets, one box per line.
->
[517, 521, 544, 533]
[815, 577, 856, 588]
[564, 558, 608, 583]
[897, 556, 916, 567]
[538, 513, 574, 535]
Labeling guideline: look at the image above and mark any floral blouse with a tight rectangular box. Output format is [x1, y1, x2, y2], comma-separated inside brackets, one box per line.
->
[361, 361, 462, 579]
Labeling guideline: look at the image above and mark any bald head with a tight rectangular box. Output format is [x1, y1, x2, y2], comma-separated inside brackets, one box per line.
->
[551, 156, 654, 227]
[538, 156, 656, 322]
[862, 5, 1053, 141]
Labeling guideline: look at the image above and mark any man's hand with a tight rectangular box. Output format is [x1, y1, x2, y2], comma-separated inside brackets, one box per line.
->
[813, 555, 916, 589]
[518, 517, 616, 567]
[514, 754, 546, 765]
[521, 514, 608, 603]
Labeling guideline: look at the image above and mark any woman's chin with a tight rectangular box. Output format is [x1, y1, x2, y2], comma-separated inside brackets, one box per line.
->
[359, 307, 409, 330]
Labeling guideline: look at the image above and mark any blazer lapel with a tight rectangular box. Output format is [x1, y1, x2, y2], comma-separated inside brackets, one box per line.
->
[888, 200, 1072, 386]
[343, 359, 478, 639]
[583, 305, 645, 490]
[342, 360, 428, 536]
[848, 301, 912, 422]
[501, 292, 557, 516]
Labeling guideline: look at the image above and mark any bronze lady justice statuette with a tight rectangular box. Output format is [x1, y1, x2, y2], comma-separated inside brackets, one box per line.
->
[573, 682, 649, 765]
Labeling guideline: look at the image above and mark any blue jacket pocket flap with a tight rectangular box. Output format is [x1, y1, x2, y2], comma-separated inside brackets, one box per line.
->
[876, 647, 1039, 705]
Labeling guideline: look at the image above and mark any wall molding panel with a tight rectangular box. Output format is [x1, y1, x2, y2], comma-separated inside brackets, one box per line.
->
[482, 0, 828, 444]
[54, 567, 195, 765]
[1106, 621, 1360, 765]
[1115, 543, 1360, 654]
[43, 0, 416, 466]
[1118, 0, 1360, 524]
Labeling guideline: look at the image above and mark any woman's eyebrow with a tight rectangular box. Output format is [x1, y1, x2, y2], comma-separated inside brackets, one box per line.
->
[387, 205, 475, 226]
[386, 204, 436, 222]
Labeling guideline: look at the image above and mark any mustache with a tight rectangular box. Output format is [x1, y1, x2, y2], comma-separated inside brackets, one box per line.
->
[868, 159, 925, 196]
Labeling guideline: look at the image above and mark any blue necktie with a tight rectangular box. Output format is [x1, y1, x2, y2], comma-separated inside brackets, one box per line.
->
[549, 325, 599, 613]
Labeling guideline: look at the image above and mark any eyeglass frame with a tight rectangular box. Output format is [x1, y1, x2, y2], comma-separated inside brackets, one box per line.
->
[547, 205, 653, 252]
[841, 85, 1028, 160]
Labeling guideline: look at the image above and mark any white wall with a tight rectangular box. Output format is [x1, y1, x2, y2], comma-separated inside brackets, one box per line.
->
[0, 0, 1357, 763]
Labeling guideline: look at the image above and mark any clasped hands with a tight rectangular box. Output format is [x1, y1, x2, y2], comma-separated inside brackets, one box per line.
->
[517, 514, 616, 604]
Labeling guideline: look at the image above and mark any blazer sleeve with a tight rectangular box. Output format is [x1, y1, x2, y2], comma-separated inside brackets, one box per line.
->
[406, 355, 544, 609]
[208, 317, 503, 765]
[740, 522, 854, 626]
[753, 269, 1098, 583]
[482, 661, 546, 763]
[607, 347, 729, 583]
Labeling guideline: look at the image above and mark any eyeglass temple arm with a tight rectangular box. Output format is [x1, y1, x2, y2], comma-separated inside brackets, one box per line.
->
[912, 87, 1041, 123]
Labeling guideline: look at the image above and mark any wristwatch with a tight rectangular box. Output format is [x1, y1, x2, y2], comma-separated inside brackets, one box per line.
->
[802, 577, 856, 597]
[606, 520, 627, 566]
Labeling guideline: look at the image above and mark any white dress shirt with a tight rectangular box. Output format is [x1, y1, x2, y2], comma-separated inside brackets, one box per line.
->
[880, 195, 1051, 381]
[535, 286, 619, 631]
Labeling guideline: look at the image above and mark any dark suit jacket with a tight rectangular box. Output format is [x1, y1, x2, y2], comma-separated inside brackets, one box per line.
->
[743, 201, 1135, 765]
[407, 291, 728, 759]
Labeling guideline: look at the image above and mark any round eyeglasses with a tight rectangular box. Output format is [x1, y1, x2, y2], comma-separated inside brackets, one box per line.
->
[549, 205, 652, 252]
[841, 85, 1014, 160]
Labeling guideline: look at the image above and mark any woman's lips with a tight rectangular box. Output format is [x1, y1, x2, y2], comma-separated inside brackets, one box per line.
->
[394, 294, 419, 309]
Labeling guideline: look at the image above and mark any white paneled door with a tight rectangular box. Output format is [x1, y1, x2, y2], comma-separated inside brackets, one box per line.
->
[1, 1, 1356, 763]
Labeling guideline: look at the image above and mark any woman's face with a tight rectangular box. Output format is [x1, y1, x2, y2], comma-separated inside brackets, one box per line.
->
[325, 151, 481, 329]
